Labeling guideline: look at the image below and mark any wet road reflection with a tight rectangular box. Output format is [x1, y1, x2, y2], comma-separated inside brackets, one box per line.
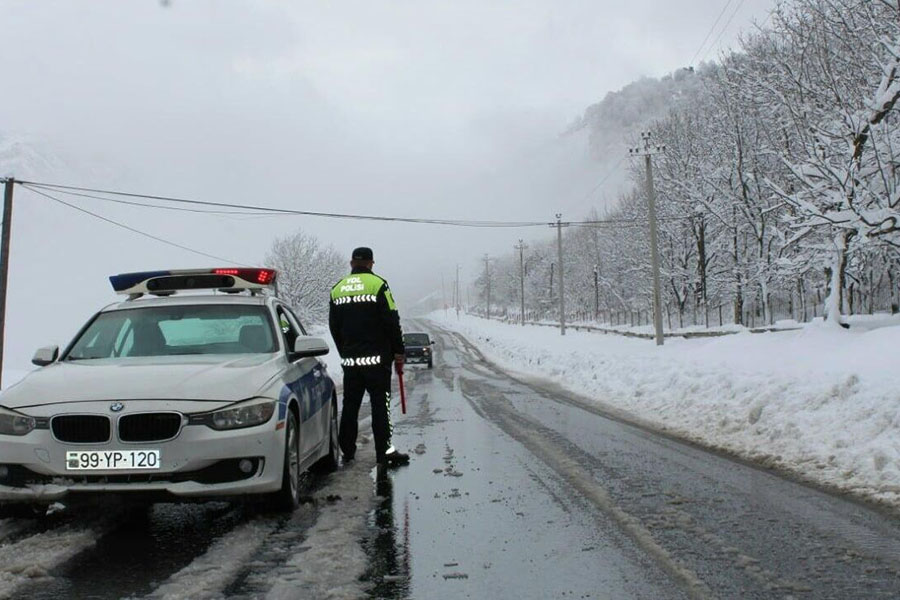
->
[361, 468, 411, 598]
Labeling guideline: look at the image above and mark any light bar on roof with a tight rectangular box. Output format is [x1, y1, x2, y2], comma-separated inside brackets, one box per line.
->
[109, 268, 277, 296]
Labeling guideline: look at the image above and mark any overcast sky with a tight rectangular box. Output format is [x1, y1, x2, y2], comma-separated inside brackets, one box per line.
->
[0, 0, 773, 376]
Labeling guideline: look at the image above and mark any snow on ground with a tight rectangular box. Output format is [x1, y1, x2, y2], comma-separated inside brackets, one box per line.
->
[266, 448, 378, 600]
[0, 524, 104, 599]
[430, 312, 900, 508]
[144, 517, 279, 600]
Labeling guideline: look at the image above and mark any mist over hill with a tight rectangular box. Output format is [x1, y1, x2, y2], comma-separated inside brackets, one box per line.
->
[557, 65, 708, 218]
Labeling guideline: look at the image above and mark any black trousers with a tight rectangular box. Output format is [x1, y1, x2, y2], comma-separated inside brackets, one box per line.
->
[339, 365, 394, 459]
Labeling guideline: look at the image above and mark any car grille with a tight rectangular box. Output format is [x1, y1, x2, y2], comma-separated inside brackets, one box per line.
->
[51, 415, 111, 444]
[118, 413, 183, 442]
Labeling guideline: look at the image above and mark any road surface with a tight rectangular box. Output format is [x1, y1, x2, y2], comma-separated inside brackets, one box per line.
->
[0, 320, 898, 599]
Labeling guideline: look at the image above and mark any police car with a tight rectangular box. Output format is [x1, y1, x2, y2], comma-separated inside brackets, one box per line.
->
[0, 268, 338, 513]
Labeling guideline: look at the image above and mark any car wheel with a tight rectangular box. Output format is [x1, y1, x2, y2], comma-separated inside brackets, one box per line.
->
[312, 394, 339, 474]
[269, 408, 301, 512]
[427, 359, 433, 369]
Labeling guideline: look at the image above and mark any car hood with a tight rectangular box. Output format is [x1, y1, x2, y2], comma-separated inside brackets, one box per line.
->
[0, 354, 283, 409]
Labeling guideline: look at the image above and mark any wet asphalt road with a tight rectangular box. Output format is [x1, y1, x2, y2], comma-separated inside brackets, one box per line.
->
[2, 322, 900, 598]
[379, 321, 900, 599]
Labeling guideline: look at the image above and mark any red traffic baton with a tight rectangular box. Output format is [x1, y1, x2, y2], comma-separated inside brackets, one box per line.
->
[396, 364, 407, 414]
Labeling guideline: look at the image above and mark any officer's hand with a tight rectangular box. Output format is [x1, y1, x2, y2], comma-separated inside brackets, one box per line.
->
[394, 354, 405, 375]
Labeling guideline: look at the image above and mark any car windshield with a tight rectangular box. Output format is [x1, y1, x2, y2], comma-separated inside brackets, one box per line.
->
[403, 333, 430, 346]
[66, 304, 277, 360]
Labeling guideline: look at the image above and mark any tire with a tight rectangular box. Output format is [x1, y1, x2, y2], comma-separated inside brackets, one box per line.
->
[312, 394, 339, 474]
[269, 408, 301, 512]
[427, 359, 433, 369]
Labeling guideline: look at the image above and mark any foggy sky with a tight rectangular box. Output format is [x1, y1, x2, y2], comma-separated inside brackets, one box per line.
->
[0, 0, 773, 377]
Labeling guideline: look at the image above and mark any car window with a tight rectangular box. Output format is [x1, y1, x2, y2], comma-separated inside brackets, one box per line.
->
[283, 306, 308, 336]
[275, 306, 303, 356]
[403, 333, 430, 346]
[66, 304, 277, 359]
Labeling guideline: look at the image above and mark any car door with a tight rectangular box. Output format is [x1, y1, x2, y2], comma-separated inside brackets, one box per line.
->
[274, 305, 322, 460]
[282, 306, 331, 454]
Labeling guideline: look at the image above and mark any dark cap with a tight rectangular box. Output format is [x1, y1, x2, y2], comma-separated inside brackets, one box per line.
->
[351, 247, 374, 261]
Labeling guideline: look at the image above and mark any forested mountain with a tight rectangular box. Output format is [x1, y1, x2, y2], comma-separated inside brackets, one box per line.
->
[481, 0, 900, 329]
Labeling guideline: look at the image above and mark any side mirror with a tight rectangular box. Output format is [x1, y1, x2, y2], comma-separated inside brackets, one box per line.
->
[291, 337, 330, 359]
[32, 345, 59, 367]
[430, 340, 435, 345]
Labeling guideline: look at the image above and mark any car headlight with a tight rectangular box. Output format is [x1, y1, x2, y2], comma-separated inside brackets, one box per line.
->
[0, 407, 36, 436]
[208, 400, 275, 431]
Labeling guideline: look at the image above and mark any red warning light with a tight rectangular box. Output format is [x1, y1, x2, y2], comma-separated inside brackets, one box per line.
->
[213, 268, 275, 285]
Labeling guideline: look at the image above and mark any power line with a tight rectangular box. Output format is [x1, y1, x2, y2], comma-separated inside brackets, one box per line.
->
[701, 0, 747, 62]
[16, 180, 551, 228]
[21, 185, 274, 217]
[23, 185, 251, 266]
[14, 178, 692, 231]
[690, 0, 735, 66]
[581, 157, 626, 203]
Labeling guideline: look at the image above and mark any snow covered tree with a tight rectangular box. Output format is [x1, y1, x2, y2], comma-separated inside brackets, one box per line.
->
[265, 230, 344, 326]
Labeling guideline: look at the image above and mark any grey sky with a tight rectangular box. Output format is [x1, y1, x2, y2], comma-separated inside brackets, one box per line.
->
[1, 0, 773, 375]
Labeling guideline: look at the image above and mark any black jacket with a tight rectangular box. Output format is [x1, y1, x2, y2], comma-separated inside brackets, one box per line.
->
[329, 268, 404, 366]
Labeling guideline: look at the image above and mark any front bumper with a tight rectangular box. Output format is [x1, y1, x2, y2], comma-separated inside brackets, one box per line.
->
[0, 408, 285, 504]
[404, 349, 432, 364]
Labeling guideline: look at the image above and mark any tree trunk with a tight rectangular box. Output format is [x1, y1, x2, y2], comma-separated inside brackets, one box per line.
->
[823, 231, 851, 326]
[732, 210, 743, 325]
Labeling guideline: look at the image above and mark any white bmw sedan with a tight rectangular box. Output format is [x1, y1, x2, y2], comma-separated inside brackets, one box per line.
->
[0, 268, 339, 512]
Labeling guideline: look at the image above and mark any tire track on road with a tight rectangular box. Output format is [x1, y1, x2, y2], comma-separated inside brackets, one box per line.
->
[455, 373, 713, 600]
[0, 509, 125, 600]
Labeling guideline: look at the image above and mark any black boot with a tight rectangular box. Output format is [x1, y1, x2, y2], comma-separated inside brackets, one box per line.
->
[378, 449, 410, 467]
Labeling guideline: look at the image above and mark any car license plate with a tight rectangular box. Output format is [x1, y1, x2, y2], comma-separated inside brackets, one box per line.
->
[66, 450, 161, 471]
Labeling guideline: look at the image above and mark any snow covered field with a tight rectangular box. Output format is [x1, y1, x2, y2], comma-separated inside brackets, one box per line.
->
[430, 312, 900, 509]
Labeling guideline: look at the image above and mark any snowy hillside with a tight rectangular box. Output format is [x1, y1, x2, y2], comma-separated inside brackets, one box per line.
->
[431, 313, 900, 510]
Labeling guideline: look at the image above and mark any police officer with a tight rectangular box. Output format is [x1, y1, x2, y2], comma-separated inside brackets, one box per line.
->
[329, 247, 410, 467]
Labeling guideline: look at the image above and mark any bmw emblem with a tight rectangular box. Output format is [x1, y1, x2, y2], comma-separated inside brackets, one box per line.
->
[110, 402, 125, 413]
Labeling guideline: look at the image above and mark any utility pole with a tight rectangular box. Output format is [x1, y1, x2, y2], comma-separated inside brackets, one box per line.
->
[455, 263, 461, 319]
[552, 214, 568, 336]
[593, 266, 600, 320]
[515, 239, 527, 325]
[629, 132, 666, 346]
[483, 254, 491, 318]
[549, 262, 554, 297]
[0, 178, 14, 388]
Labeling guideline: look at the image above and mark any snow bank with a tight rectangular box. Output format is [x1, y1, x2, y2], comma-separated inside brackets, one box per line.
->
[431, 313, 900, 508]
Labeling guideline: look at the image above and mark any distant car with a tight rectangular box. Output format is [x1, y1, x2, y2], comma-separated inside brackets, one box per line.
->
[0, 268, 338, 513]
[403, 332, 434, 369]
